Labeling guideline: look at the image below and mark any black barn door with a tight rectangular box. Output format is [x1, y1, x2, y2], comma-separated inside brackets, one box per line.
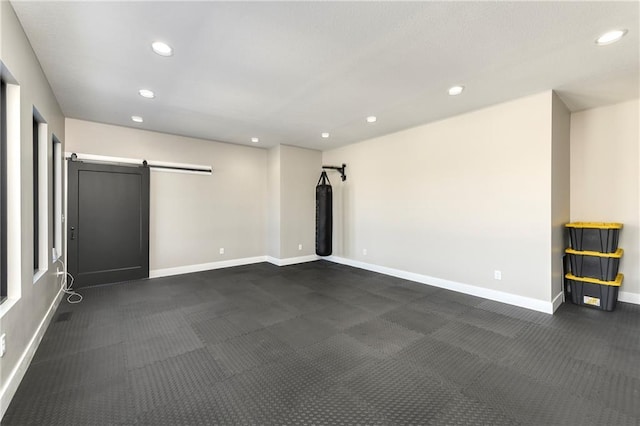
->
[68, 160, 150, 287]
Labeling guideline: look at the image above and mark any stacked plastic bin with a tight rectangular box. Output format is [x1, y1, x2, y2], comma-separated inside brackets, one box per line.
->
[564, 222, 623, 311]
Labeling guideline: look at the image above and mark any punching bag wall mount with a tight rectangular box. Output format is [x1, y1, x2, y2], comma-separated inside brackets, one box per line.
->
[322, 164, 347, 182]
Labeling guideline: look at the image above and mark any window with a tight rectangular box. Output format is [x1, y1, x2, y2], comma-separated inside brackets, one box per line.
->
[0, 63, 21, 306]
[32, 108, 47, 278]
[52, 135, 62, 260]
[1, 80, 7, 302]
[33, 115, 39, 271]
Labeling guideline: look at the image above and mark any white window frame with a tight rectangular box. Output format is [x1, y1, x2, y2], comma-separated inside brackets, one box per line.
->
[33, 108, 48, 283]
[52, 135, 62, 261]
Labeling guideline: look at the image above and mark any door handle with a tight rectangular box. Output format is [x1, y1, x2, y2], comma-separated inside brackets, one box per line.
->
[70, 226, 75, 240]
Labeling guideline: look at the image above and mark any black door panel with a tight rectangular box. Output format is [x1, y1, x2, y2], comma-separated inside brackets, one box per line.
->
[68, 161, 149, 287]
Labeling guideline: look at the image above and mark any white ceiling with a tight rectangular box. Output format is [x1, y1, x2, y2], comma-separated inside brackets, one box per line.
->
[10, 1, 640, 150]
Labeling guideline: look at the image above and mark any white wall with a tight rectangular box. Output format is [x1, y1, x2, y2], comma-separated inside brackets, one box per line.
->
[65, 119, 267, 275]
[0, 1, 66, 417]
[324, 91, 564, 309]
[570, 99, 639, 303]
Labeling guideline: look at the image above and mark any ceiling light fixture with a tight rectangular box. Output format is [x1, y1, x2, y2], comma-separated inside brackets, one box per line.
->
[131, 116, 143, 123]
[595, 29, 628, 46]
[151, 41, 173, 56]
[138, 89, 155, 99]
[366, 116, 377, 123]
[321, 132, 330, 138]
[251, 137, 259, 143]
[448, 85, 464, 96]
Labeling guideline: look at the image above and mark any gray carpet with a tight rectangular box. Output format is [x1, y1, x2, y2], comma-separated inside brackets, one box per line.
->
[3, 260, 639, 425]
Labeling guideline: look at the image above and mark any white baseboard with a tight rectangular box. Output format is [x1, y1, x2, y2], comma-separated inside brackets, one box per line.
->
[619, 291, 640, 305]
[266, 255, 320, 267]
[149, 254, 321, 279]
[1, 287, 63, 419]
[551, 291, 564, 313]
[326, 256, 557, 314]
[149, 256, 267, 278]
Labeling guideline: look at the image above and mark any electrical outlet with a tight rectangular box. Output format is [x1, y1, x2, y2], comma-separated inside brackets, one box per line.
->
[219, 248, 225, 255]
[362, 249, 367, 256]
[298, 244, 303, 251]
[1, 333, 6, 357]
[494, 270, 502, 280]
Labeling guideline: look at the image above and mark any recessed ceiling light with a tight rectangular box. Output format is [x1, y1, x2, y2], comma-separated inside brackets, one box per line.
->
[366, 116, 377, 123]
[251, 137, 259, 143]
[138, 89, 155, 99]
[595, 29, 627, 46]
[131, 116, 143, 123]
[321, 132, 330, 138]
[151, 41, 173, 57]
[448, 85, 464, 96]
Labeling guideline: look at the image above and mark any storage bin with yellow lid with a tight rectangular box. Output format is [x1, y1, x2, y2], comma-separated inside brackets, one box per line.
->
[565, 222, 622, 253]
[565, 273, 622, 311]
[565, 248, 622, 281]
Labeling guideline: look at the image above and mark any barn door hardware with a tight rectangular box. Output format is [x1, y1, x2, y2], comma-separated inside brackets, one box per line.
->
[67, 153, 212, 174]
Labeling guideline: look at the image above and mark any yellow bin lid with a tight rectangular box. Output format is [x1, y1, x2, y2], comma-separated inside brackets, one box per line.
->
[565, 273, 623, 287]
[565, 248, 623, 258]
[565, 222, 623, 229]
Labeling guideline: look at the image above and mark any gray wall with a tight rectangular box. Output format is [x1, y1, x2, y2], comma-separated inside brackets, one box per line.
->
[267, 144, 322, 261]
[279, 145, 322, 259]
[65, 119, 268, 275]
[67, 126, 323, 271]
[0, 1, 66, 416]
[570, 99, 639, 303]
[267, 146, 281, 258]
[323, 91, 563, 307]
[551, 93, 571, 300]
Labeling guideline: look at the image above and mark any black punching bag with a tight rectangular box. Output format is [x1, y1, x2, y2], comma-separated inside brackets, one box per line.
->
[316, 171, 333, 256]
